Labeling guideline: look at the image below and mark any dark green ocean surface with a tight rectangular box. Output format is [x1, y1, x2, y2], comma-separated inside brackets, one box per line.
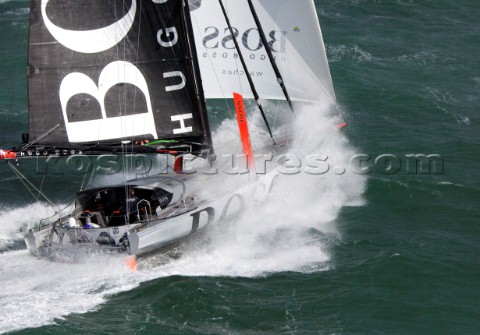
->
[0, 0, 479, 334]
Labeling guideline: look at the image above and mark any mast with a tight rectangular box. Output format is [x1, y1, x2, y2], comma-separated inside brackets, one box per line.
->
[246, 0, 294, 113]
[182, 0, 214, 157]
[217, 0, 276, 145]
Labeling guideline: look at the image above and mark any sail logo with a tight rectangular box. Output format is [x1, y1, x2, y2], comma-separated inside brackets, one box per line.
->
[59, 61, 157, 143]
[41, 0, 191, 143]
[202, 27, 287, 53]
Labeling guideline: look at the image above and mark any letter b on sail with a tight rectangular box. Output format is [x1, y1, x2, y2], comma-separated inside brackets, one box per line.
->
[41, 0, 137, 54]
[60, 61, 158, 143]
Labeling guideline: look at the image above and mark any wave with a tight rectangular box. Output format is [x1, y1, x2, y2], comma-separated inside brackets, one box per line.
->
[425, 87, 471, 126]
[138, 102, 366, 277]
[0, 203, 59, 252]
[327, 44, 378, 63]
[0, 102, 365, 332]
[0, 250, 137, 334]
[396, 50, 439, 65]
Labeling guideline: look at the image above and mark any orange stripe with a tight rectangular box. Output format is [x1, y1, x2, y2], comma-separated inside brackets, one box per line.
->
[174, 155, 183, 173]
[233, 93, 254, 171]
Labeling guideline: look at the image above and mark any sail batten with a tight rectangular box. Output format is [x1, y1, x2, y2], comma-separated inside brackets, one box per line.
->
[26, 0, 211, 154]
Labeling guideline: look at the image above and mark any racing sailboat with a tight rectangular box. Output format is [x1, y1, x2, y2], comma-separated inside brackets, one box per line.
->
[0, 0, 335, 261]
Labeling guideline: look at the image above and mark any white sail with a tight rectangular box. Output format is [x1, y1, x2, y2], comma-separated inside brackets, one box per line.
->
[190, 0, 335, 104]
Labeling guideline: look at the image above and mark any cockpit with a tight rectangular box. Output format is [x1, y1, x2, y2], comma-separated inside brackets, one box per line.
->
[73, 177, 186, 227]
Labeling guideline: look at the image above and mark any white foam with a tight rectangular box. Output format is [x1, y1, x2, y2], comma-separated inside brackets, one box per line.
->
[0, 205, 141, 333]
[0, 203, 60, 250]
[327, 44, 380, 64]
[136, 103, 365, 278]
[0, 102, 365, 332]
[0, 250, 139, 334]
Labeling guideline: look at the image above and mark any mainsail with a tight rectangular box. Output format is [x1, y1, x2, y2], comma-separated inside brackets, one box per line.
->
[0, 0, 336, 161]
[190, 0, 336, 105]
[23, 0, 211, 155]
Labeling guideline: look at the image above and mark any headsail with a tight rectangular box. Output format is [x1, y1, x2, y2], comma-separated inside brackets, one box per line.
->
[190, 0, 336, 105]
[24, 0, 210, 155]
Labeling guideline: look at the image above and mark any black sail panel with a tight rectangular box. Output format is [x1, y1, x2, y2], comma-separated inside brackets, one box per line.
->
[28, 0, 208, 150]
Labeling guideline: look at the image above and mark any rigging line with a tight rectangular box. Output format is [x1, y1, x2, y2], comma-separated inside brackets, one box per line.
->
[114, 1, 125, 142]
[7, 161, 59, 213]
[223, 4, 245, 98]
[80, 161, 94, 191]
[217, 0, 275, 145]
[10, 166, 37, 203]
[125, 0, 143, 177]
[123, 15, 128, 145]
[21, 124, 60, 151]
[36, 175, 46, 203]
[135, 2, 145, 153]
[183, 0, 214, 155]
[227, 4, 251, 106]
[246, 0, 294, 113]
[121, 1, 134, 164]
[122, 142, 132, 223]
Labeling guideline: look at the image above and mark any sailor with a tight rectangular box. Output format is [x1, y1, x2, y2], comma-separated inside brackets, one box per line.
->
[81, 211, 100, 229]
[68, 216, 78, 228]
[94, 191, 106, 211]
[149, 194, 162, 216]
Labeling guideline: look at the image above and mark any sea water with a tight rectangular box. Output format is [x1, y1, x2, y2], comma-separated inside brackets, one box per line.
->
[0, 1, 479, 334]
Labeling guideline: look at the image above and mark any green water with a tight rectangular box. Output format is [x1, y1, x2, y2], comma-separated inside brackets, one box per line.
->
[1, 1, 479, 334]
